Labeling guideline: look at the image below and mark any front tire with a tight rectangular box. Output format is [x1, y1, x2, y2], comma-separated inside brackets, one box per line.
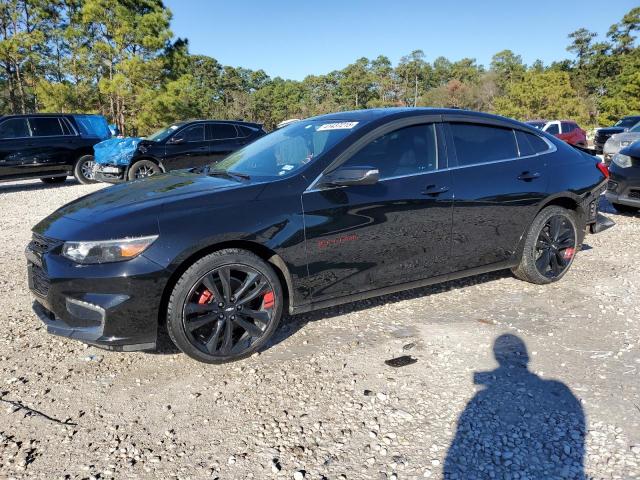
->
[40, 176, 66, 184]
[128, 160, 160, 180]
[512, 206, 582, 285]
[166, 249, 284, 364]
[74, 155, 96, 184]
[612, 203, 639, 214]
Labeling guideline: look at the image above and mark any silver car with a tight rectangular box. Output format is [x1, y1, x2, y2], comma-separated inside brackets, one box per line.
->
[603, 121, 640, 164]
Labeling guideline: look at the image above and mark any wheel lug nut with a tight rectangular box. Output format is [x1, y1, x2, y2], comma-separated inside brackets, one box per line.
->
[218, 302, 224, 308]
[230, 296, 236, 303]
[218, 314, 224, 319]
[230, 315, 235, 320]
[236, 305, 242, 310]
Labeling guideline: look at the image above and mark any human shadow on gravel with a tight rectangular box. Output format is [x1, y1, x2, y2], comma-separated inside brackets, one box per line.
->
[443, 334, 586, 479]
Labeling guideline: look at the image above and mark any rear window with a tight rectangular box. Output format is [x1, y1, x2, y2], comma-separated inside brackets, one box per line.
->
[238, 125, 257, 137]
[0, 118, 30, 139]
[449, 123, 518, 166]
[74, 115, 111, 140]
[29, 117, 64, 136]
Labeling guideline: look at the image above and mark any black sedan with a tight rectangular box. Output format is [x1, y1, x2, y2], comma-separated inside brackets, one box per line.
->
[606, 141, 640, 214]
[27, 108, 612, 363]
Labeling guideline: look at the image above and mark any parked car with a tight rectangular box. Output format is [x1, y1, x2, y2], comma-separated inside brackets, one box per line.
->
[93, 120, 266, 183]
[606, 140, 640, 214]
[594, 115, 640, 153]
[0, 113, 111, 184]
[26, 108, 613, 363]
[603, 121, 640, 164]
[525, 120, 587, 147]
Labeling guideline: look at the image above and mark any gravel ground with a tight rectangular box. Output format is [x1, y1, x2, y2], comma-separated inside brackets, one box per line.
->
[0, 178, 639, 480]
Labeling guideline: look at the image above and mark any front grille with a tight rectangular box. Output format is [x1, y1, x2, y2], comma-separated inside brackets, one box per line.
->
[31, 264, 50, 297]
[29, 233, 60, 254]
[629, 190, 640, 199]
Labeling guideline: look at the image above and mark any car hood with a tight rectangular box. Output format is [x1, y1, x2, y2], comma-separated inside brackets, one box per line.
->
[34, 172, 264, 240]
[608, 132, 640, 143]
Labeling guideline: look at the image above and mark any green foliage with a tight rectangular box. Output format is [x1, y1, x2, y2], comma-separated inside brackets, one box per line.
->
[0, 3, 638, 132]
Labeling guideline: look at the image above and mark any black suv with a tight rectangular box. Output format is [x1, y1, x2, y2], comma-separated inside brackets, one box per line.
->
[594, 115, 640, 153]
[94, 120, 266, 183]
[0, 113, 111, 184]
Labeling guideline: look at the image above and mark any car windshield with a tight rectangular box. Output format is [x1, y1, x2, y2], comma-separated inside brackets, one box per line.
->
[629, 122, 640, 133]
[615, 117, 640, 128]
[146, 124, 180, 142]
[212, 119, 361, 178]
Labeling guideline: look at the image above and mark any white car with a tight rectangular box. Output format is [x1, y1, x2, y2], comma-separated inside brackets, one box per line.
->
[603, 122, 640, 164]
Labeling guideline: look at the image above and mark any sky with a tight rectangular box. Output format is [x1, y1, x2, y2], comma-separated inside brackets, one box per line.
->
[163, 0, 638, 80]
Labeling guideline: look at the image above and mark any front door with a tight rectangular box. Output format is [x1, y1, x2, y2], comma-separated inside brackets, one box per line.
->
[0, 117, 39, 179]
[164, 124, 210, 171]
[302, 122, 454, 303]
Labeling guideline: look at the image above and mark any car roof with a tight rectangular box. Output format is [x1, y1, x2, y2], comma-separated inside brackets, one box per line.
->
[306, 107, 526, 126]
[172, 119, 262, 128]
[0, 113, 103, 119]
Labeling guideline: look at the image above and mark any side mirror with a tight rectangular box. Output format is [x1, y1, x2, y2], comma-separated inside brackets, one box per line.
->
[168, 136, 184, 145]
[319, 166, 379, 188]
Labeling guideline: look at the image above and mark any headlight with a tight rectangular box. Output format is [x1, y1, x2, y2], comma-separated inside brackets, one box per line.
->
[612, 153, 632, 168]
[620, 140, 631, 147]
[62, 235, 158, 264]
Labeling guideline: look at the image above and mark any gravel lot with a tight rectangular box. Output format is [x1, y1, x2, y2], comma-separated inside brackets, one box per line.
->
[0, 178, 639, 480]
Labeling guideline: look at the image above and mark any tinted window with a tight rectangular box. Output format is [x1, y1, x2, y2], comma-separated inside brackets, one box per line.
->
[0, 118, 30, 139]
[60, 118, 75, 135]
[515, 130, 535, 156]
[209, 123, 239, 140]
[561, 122, 574, 133]
[238, 125, 256, 137]
[449, 123, 517, 166]
[545, 123, 559, 135]
[29, 117, 64, 136]
[182, 125, 204, 142]
[526, 132, 549, 153]
[342, 124, 438, 179]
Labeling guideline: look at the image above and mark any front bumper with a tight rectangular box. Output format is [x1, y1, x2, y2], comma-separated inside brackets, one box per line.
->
[606, 168, 640, 208]
[93, 164, 127, 184]
[26, 237, 169, 351]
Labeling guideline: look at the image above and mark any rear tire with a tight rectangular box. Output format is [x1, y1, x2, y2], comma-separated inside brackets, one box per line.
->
[40, 176, 66, 184]
[166, 249, 283, 364]
[612, 203, 639, 214]
[512, 206, 582, 285]
[74, 155, 96, 184]
[128, 160, 160, 180]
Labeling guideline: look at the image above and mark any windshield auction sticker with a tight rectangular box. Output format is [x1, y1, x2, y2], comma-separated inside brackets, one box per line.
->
[317, 122, 359, 131]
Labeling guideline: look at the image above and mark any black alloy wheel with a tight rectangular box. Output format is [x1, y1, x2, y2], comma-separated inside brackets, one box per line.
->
[534, 215, 577, 279]
[167, 249, 283, 363]
[183, 265, 275, 356]
[128, 160, 161, 180]
[512, 206, 582, 285]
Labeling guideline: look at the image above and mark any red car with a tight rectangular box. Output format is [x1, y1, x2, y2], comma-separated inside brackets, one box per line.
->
[526, 120, 587, 148]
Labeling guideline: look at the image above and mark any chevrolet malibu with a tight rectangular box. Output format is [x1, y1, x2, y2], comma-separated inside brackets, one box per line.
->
[27, 108, 613, 363]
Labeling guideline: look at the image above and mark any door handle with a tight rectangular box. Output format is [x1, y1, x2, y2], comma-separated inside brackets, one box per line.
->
[422, 185, 450, 196]
[517, 171, 541, 181]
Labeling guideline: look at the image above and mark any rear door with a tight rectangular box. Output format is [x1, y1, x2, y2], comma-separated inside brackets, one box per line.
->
[445, 120, 551, 272]
[28, 116, 78, 175]
[0, 117, 36, 179]
[163, 124, 209, 170]
[207, 123, 241, 164]
[302, 120, 454, 302]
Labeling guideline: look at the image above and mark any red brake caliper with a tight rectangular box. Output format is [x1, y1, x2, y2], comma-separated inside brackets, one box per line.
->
[263, 291, 275, 309]
[198, 289, 213, 304]
[562, 247, 576, 260]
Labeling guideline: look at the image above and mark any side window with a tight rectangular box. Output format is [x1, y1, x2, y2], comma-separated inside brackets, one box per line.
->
[29, 117, 64, 137]
[525, 132, 550, 153]
[561, 122, 574, 133]
[59, 118, 75, 135]
[238, 125, 256, 137]
[515, 130, 535, 157]
[449, 123, 518, 166]
[209, 123, 239, 140]
[0, 118, 30, 139]
[182, 125, 204, 142]
[342, 124, 438, 179]
[545, 123, 559, 135]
